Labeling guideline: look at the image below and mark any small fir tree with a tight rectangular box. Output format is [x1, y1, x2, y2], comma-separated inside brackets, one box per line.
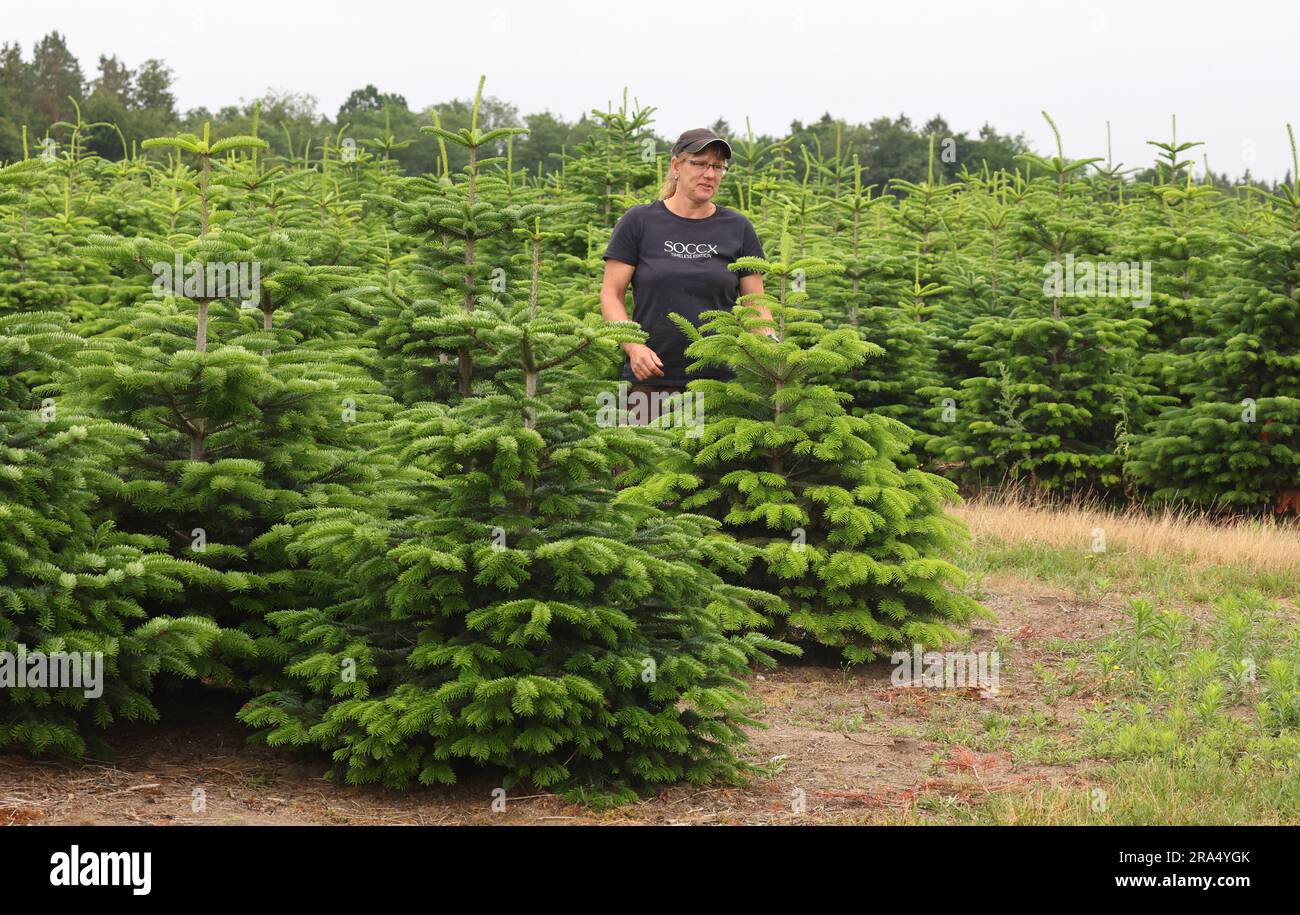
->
[628, 211, 987, 663]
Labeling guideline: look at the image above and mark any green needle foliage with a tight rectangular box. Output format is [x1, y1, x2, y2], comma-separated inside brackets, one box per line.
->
[68, 126, 393, 676]
[368, 77, 541, 405]
[1128, 129, 1300, 509]
[10, 86, 1297, 796]
[924, 113, 1158, 495]
[0, 311, 225, 756]
[628, 212, 987, 664]
[241, 187, 791, 804]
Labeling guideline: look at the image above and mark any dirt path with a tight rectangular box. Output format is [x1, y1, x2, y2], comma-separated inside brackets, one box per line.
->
[0, 584, 1133, 825]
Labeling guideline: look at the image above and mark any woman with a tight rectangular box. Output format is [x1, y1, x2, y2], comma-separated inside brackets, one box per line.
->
[600, 127, 774, 424]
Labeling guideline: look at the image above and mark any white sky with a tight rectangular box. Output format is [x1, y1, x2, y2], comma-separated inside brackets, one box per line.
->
[9, 0, 1298, 181]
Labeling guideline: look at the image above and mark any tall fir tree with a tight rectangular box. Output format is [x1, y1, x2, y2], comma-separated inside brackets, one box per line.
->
[368, 77, 538, 405]
[1127, 126, 1300, 510]
[0, 309, 225, 756]
[71, 123, 391, 672]
[241, 197, 790, 801]
[924, 113, 1158, 495]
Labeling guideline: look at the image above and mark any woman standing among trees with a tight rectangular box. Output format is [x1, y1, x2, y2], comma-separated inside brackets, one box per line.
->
[600, 128, 774, 423]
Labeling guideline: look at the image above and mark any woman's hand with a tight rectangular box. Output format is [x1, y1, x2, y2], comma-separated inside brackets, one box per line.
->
[624, 342, 664, 380]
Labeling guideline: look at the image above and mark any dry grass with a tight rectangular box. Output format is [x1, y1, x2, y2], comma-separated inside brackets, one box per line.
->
[952, 488, 1300, 574]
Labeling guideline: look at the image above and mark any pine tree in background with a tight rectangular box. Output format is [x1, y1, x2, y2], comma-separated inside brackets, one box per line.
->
[925, 113, 1156, 495]
[847, 136, 965, 449]
[723, 118, 791, 215]
[890, 135, 963, 290]
[1127, 126, 1300, 510]
[628, 212, 986, 663]
[771, 153, 834, 260]
[1120, 118, 1224, 384]
[562, 89, 658, 228]
[368, 77, 537, 405]
[815, 156, 939, 462]
[0, 148, 118, 325]
[930, 167, 1015, 384]
[824, 154, 899, 330]
[0, 158, 62, 315]
[855, 260, 951, 459]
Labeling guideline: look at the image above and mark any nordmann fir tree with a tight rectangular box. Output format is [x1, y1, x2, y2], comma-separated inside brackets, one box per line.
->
[1127, 127, 1300, 510]
[240, 202, 790, 804]
[720, 117, 791, 215]
[889, 134, 963, 289]
[1127, 118, 1221, 360]
[801, 121, 854, 207]
[848, 260, 951, 467]
[560, 88, 658, 229]
[0, 148, 115, 326]
[930, 166, 1015, 384]
[0, 308, 223, 756]
[71, 123, 389, 665]
[823, 154, 900, 331]
[627, 211, 987, 664]
[924, 113, 1157, 495]
[772, 151, 834, 260]
[368, 77, 540, 405]
[851, 136, 961, 451]
[1109, 118, 1224, 406]
[0, 158, 65, 316]
[217, 132, 405, 655]
[816, 157, 938, 463]
[513, 206, 604, 325]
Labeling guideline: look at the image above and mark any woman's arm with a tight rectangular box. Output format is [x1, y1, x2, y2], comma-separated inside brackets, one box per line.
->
[600, 258, 663, 380]
[739, 273, 777, 337]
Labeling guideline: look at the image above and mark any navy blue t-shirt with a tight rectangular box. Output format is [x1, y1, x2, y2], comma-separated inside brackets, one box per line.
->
[603, 199, 765, 387]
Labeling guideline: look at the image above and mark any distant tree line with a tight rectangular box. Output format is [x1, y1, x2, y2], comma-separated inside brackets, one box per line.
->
[0, 31, 1288, 191]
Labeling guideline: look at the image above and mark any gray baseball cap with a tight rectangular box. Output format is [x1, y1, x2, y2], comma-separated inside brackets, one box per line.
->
[671, 127, 732, 159]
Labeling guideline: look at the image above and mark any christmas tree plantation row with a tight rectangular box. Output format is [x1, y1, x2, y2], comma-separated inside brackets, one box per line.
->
[0, 87, 1296, 800]
[779, 114, 1299, 511]
[0, 89, 985, 801]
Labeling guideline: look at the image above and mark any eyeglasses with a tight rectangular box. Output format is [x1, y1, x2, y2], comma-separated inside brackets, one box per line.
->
[686, 158, 729, 175]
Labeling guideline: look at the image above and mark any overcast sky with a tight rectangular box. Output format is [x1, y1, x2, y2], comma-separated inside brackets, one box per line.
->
[10, 0, 1298, 181]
